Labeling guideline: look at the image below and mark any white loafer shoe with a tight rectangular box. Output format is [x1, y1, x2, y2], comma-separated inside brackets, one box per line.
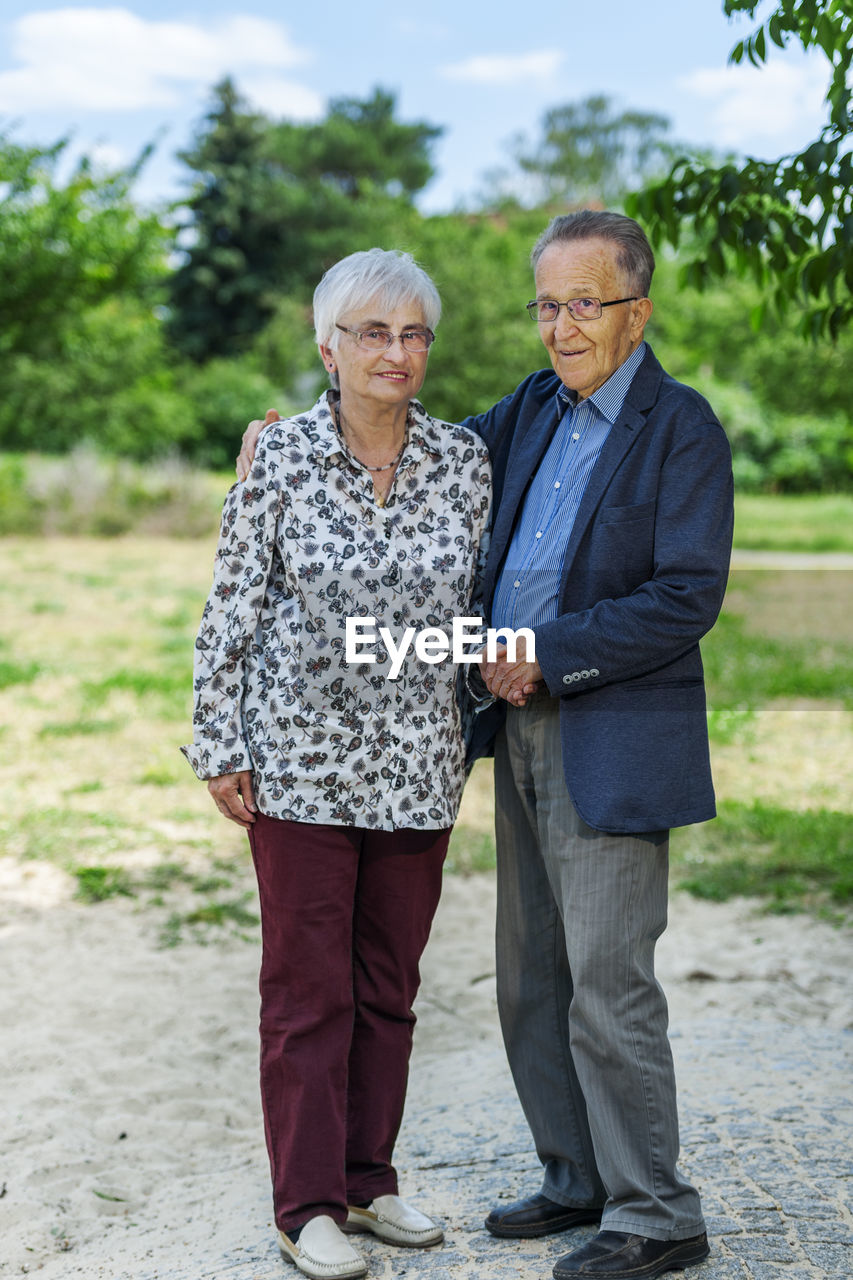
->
[344, 1194, 444, 1247]
[279, 1215, 367, 1279]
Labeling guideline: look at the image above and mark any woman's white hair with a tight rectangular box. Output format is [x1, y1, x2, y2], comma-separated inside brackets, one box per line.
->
[313, 248, 441, 354]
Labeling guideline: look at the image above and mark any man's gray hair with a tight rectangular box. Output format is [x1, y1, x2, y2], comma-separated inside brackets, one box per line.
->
[530, 211, 655, 297]
[313, 248, 441, 352]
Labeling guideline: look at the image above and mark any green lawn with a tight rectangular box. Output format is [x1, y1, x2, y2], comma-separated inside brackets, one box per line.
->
[734, 493, 853, 552]
[1, 488, 852, 930]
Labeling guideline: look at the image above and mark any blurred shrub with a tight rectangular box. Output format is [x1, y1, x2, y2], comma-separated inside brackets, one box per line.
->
[698, 378, 853, 493]
[0, 448, 221, 537]
[172, 357, 291, 468]
[0, 298, 288, 468]
[0, 298, 198, 458]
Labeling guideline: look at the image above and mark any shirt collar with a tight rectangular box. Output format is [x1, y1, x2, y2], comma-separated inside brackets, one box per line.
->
[556, 340, 647, 424]
[309, 391, 443, 465]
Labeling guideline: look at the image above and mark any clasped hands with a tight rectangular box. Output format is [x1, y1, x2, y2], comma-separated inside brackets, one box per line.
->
[479, 637, 542, 707]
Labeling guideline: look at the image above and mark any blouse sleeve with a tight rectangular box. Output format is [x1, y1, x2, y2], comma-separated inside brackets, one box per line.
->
[181, 439, 283, 780]
[470, 436, 492, 615]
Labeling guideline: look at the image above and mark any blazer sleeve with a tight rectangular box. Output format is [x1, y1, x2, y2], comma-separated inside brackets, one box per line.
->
[534, 414, 734, 694]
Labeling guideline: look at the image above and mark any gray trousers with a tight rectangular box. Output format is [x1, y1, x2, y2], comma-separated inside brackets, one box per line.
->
[494, 695, 705, 1241]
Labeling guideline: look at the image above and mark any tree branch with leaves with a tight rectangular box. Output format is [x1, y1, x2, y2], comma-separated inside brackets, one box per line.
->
[628, 0, 853, 339]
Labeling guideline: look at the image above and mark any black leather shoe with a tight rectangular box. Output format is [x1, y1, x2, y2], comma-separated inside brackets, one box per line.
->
[552, 1230, 710, 1278]
[485, 1193, 602, 1239]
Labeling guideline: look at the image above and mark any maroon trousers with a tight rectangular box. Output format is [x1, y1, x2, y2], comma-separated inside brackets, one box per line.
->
[248, 812, 449, 1233]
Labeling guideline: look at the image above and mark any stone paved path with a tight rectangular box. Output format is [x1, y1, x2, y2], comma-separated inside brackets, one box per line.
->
[10, 880, 850, 1280]
[119, 1017, 851, 1280]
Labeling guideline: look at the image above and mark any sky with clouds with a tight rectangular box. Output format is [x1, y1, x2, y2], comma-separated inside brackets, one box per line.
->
[0, 1, 831, 211]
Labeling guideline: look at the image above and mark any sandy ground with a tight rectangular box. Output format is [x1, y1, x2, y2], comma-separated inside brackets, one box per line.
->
[1, 855, 851, 1280]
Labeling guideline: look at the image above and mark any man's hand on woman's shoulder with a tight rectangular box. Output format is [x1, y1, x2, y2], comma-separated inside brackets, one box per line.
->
[237, 408, 281, 481]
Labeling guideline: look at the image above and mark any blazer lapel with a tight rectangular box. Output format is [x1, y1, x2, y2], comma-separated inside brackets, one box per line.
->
[484, 396, 559, 604]
[557, 411, 642, 587]
[558, 347, 664, 586]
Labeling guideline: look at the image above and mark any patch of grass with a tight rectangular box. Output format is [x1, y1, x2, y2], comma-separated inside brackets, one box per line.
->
[2, 532, 851, 930]
[191, 874, 234, 893]
[158, 893, 260, 946]
[83, 667, 189, 703]
[139, 862, 195, 892]
[137, 765, 181, 786]
[672, 801, 853, 915]
[446, 826, 496, 875]
[703, 612, 853, 722]
[158, 912, 186, 948]
[0, 658, 41, 690]
[39, 719, 121, 738]
[734, 494, 853, 552]
[184, 895, 259, 927]
[1, 806, 177, 865]
[73, 865, 136, 903]
[705, 703, 755, 746]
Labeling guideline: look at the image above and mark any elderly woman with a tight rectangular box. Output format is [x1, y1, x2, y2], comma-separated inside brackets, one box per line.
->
[182, 249, 490, 1280]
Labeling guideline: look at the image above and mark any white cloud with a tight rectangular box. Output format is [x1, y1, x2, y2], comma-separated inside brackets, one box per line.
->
[440, 50, 563, 86]
[86, 140, 127, 170]
[678, 55, 827, 151]
[244, 76, 324, 122]
[0, 7, 322, 116]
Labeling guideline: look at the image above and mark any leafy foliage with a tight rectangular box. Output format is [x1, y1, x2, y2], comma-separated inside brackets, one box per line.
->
[0, 449, 220, 537]
[168, 79, 286, 361]
[647, 258, 853, 491]
[406, 208, 547, 420]
[1, 71, 850, 488]
[0, 133, 167, 361]
[168, 81, 442, 360]
[628, 0, 853, 338]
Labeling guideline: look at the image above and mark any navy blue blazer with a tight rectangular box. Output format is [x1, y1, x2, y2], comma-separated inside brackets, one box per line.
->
[462, 343, 734, 835]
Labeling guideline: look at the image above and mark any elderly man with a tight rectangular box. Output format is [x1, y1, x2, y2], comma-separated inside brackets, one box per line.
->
[238, 210, 733, 1280]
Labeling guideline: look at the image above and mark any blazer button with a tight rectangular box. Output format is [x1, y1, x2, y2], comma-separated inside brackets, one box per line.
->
[562, 674, 573, 685]
[590, 668, 600, 677]
[580, 670, 590, 678]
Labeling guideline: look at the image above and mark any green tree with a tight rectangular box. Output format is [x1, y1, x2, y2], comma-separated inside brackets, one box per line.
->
[483, 95, 677, 209]
[629, 0, 853, 339]
[403, 208, 548, 421]
[0, 133, 166, 361]
[169, 81, 443, 361]
[0, 132, 196, 459]
[269, 87, 441, 202]
[168, 78, 291, 361]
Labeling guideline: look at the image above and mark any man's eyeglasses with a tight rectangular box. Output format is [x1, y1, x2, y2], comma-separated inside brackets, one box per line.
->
[525, 296, 639, 323]
[335, 323, 435, 353]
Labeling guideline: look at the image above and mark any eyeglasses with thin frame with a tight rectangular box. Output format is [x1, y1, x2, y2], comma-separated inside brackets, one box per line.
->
[335, 323, 435, 353]
[525, 296, 639, 323]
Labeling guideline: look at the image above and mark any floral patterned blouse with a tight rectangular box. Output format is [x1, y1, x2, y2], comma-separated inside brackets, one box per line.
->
[182, 392, 492, 830]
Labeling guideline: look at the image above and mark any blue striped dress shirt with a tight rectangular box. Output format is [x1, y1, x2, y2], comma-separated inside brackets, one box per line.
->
[492, 341, 647, 632]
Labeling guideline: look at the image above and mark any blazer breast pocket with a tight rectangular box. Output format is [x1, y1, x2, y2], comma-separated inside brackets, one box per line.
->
[598, 500, 656, 525]
[591, 501, 656, 580]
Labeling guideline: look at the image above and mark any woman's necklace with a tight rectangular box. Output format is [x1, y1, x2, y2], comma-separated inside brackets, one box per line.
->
[353, 446, 404, 474]
[336, 406, 405, 473]
[335, 405, 405, 507]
